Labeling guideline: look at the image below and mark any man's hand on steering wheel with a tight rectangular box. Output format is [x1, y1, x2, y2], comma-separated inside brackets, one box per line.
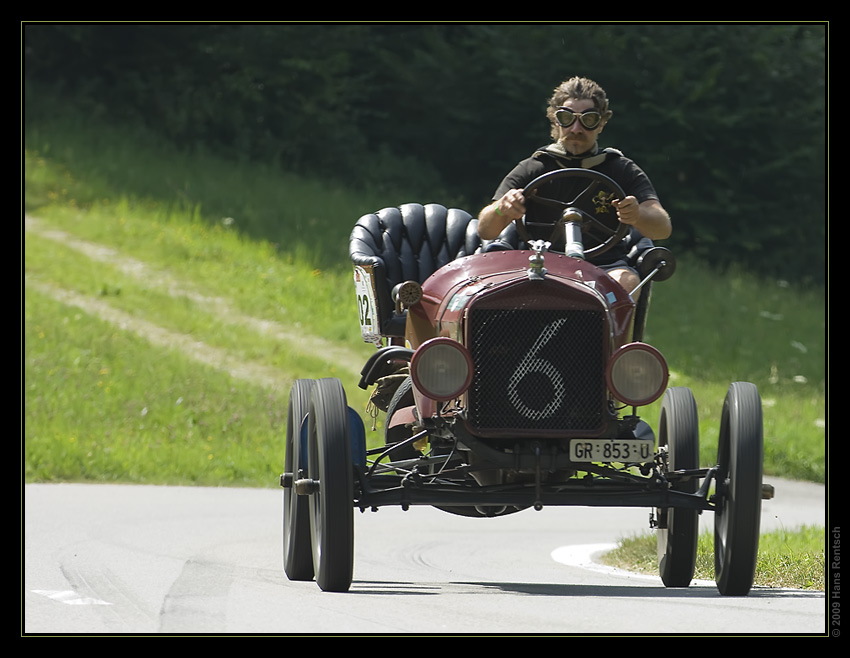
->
[612, 196, 640, 226]
[494, 189, 526, 222]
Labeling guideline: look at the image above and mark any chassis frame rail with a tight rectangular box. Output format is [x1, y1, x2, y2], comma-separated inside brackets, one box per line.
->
[353, 465, 719, 513]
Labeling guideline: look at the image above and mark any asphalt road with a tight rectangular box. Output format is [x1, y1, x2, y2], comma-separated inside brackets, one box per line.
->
[23, 478, 827, 635]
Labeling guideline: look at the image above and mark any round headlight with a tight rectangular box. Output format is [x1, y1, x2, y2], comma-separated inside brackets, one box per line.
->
[606, 343, 668, 406]
[410, 337, 474, 402]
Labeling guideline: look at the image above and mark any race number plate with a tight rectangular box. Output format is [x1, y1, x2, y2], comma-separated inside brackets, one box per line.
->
[569, 439, 655, 463]
[353, 265, 381, 345]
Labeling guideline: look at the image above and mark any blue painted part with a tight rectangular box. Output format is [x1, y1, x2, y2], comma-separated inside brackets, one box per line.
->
[348, 407, 367, 466]
[298, 409, 367, 468]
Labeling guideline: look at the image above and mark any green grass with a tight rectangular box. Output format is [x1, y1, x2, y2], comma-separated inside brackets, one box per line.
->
[603, 526, 826, 591]
[25, 286, 287, 485]
[643, 261, 826, 482]
[23, 110, 827, 589]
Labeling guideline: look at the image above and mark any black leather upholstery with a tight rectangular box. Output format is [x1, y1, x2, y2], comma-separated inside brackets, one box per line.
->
[348, 202, 665, 340]
[350, 203, 493, 338]
[350, 203, 481, 285]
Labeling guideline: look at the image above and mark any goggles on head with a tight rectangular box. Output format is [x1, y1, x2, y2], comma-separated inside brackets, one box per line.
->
[554, 107, 604, 130]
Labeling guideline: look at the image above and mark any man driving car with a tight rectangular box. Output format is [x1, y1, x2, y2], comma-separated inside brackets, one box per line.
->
[477, 76, 671, 296]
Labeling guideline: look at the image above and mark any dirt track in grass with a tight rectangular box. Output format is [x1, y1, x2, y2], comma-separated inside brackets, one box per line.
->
[24, 215, 367, 391]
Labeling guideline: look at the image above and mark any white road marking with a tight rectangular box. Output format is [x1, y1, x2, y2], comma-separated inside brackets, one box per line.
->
[551, 543, 715, 586]
[551, 543, 651, 578]
[31, 589, 112, 606]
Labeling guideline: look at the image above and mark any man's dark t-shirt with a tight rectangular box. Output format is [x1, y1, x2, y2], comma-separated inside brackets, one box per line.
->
[491, 145, 659, 266]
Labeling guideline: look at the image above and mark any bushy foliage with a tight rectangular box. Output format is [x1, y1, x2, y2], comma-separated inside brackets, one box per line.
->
[23, 23, 826, 283]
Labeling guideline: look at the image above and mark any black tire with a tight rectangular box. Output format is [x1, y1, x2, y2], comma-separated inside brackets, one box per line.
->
[384, 376, 420, 460]
[714, 382, 763, 596]
[307, 378, 355, 592]
[283, 379, 315, 581]
[656, 387, 700, 587]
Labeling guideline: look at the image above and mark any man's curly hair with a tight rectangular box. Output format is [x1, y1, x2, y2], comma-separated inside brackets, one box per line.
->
[546, 76, 613, 140]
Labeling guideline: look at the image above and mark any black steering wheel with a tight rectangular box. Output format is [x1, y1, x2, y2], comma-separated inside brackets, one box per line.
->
[517, 168, 629, 259]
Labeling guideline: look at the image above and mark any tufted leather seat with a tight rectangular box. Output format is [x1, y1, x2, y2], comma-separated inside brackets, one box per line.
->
[349, 202, 667, 341]
[350, 203, 520, 338]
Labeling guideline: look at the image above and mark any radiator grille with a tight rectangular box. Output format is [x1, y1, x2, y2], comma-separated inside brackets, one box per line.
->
[467, 308, 606, 434]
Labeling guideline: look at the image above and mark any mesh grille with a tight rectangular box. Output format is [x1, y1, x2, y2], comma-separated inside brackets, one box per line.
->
[467, 308, 606, 434]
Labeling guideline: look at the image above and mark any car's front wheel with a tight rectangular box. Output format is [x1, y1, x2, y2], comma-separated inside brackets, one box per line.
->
[656, 387, 700, 588]
[307, 378, 355, 592]
[384, 375, 420, 460]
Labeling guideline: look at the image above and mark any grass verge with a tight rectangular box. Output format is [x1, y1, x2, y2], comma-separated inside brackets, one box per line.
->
[603, 526, 825, 591]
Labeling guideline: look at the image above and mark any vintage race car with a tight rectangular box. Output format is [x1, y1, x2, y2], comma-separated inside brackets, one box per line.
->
[280, 169, 771, 595]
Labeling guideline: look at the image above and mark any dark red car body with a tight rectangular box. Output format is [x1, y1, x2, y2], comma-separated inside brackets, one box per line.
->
[282, 178, 768, 596]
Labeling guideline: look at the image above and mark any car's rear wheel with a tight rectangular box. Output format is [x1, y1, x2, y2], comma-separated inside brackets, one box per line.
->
[656, 387, 700, 587]
[714, 382, 763, 596]
[282, 379, 315, 581]
[307, 378, 355, 592]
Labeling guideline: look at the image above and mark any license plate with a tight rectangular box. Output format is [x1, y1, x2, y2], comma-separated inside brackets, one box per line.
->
[569, 439, 655, 463]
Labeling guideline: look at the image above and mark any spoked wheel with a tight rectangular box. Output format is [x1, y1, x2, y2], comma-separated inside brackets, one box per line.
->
[656, 387, 700, 587]
[385, 375, 420, 461]
[307, 378, 355, 592]
[714, 382, 764, 596]
[282, 379, 315, 581]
